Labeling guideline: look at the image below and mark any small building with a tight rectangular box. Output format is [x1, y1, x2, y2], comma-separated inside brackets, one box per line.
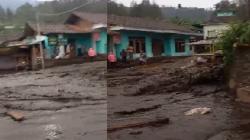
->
[23, 12, 107, 60]
[190, 12, 238, 56]
[108, 15, 202, 59]
[0, 33, 28, 71]
[65, 12, 107, 54]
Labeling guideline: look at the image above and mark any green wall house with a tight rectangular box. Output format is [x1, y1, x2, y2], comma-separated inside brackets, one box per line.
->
[23, 12, 107, 59]
[108, 15, 202, 59]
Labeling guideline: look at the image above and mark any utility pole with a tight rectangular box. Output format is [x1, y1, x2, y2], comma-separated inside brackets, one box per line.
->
[36, 12, 45, 70]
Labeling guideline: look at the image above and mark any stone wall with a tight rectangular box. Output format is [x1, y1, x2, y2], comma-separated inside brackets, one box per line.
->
[230, 45, 250, 103]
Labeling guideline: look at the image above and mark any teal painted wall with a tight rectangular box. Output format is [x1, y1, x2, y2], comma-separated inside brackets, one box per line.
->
[112, 31, 192, 59]
[168, 35, 191, 56]
[65, 34, 92, 55]
[96, 30, 107, 54]
[44, 33, 93, 58]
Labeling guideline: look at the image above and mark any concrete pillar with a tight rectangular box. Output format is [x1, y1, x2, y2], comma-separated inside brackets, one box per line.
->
[185, 37, 191, 55]
[170, 37, 176, 56]
[31, 46, 37, 70]
[145, 35, 153, 57]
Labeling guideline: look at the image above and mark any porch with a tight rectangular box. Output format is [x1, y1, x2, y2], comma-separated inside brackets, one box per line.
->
[108, 30, 195, 60]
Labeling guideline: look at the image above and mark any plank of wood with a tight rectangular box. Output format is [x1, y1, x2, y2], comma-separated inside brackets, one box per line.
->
[108, 117, 169, 132]
[6, 111, 25, 121]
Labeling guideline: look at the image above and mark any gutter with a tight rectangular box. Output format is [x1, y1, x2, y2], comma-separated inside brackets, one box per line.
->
[110, 26, 203, 36]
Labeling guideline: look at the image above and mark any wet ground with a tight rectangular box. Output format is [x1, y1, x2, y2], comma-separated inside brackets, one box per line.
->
[107, 58, 250, 140]
[0, 61, 107, 140]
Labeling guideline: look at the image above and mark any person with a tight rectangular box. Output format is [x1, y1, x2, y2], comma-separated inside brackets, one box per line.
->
[108, 52, 116, 68]
[88, 48, 96, 62]
[127, 46, 134, 61]
[120, 49, 127, 63]
[139, 51, 147, 65]
[55, 45, 65, 59]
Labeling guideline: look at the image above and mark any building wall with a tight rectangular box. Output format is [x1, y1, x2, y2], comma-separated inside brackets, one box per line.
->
[44, 33, 93, 58]
[112, 30, 192, 59]
[204, 24, 229, 39]
[0, 56, 16, 70]
[95, 29, 107, 54]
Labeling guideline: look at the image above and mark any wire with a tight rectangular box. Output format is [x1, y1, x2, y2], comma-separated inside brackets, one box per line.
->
[38, 0, 101, 16]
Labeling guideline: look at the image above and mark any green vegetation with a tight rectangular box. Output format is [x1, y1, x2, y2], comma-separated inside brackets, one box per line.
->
[217, 22, 250, 66]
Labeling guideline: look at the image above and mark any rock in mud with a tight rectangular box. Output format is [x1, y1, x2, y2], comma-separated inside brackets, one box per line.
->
[129, 130, 143, 135]
[236, 87, 250, 103]
[185, 107, 211, 116]
[6, 111, 25, 121]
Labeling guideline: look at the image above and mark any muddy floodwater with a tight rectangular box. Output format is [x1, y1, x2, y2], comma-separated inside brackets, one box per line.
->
[0, 61, 107, 140]
[107, 58, 250, 140]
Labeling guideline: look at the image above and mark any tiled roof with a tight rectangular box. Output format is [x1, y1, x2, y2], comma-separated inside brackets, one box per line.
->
[0, 32, 24, 45]
[72, 12, 107, 24]
[108, 15, 197, 34]
[27, 23, 87, 34]
[205, 15, 239, 25]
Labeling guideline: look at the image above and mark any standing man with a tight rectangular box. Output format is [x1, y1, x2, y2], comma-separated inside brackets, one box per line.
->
[127, 45, 134, 61]
[120, 49, 127, 63]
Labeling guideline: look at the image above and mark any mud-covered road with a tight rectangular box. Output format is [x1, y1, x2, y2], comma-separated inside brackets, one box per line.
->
[107, 58, 250, 140]
[0, 61, 107, 140]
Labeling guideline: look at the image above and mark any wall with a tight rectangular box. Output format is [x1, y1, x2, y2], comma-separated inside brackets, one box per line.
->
[113, 30, 192, 59]
[45, 33, 92, 58]
[0, 56, 16, 70]
[95, 29, 107, 54]
[204, 24, 229, 39]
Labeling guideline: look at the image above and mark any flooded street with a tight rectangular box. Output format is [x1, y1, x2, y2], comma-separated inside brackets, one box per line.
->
[0, 61, 107, 140]
[107, 58, 250, 140]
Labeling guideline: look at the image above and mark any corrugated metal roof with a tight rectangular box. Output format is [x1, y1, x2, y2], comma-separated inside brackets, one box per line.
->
[27, 23, 90, 34]
[108, 15, 199, 34]
[72, 12, 107, 24]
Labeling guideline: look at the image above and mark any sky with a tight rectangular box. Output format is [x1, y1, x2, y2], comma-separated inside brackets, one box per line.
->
[115, 0, 223, 9]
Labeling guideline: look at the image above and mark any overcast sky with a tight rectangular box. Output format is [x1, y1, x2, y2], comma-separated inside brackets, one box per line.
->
[115, 0, 223, 9]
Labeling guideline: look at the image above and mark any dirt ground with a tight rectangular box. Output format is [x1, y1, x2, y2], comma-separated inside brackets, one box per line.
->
[0, 61, 107, 140]
[107, 58, 250, 140]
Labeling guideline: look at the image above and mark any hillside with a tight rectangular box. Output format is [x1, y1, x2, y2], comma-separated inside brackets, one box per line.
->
[0, 0, 37, 11]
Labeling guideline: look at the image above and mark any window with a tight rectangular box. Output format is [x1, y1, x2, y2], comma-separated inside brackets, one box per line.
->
[175, 39, 185, 53]
[207, 30, 217, 38]
[128, 37, 145, 53]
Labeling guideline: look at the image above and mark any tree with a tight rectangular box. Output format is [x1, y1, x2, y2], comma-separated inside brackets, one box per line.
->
[237, 0, 250, 20]
[6, 8, 13, 22]
[108, 0, 128, 16]
[217, 22, 250, 65]
[215, 0, 236, 12]
[0, 5, 6, 22]
[16, 3, 36, 23]
[129, 0, 162, 19]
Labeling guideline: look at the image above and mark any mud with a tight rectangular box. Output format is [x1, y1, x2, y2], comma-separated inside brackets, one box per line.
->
[107, 58, 250, 140]
[0, 61, 107, 140]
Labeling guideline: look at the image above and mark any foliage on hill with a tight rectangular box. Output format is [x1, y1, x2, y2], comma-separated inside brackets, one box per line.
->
[217, 22, 250, 66]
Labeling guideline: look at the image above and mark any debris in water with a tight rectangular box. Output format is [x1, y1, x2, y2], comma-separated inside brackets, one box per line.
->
[185, 107, 211, 116]
[129, 130, 143, 135]
[108, 117, 169, 132]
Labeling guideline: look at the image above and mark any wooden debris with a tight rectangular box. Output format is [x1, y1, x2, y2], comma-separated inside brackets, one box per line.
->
[6, 111, 25, 121]
[108, 117, 169, 132]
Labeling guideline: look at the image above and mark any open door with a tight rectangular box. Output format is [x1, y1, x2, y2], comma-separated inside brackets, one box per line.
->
[152, 39, 164, 56]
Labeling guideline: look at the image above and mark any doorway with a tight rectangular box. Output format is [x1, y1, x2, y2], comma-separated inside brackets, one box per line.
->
[152, 39, 164, 56]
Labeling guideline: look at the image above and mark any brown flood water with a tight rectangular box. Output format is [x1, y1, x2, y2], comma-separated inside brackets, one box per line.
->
[108, 58, 250, 140]
[0, 61, 107, 140]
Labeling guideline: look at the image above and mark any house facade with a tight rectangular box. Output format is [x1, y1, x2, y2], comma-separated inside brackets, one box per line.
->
[108, 15, 202, 59]
[24, 12, 107, 60]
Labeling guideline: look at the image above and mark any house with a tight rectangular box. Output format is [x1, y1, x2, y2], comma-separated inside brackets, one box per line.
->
[190, 11, 238, 56]
[108, 15, 202, 60]
[23, 12, 107, 60]
[0, 33, 28, 71]
[65, 12, 107, 54]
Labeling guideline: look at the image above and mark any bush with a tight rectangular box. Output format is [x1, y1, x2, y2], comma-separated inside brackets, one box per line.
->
[217, 22, 250, 66]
